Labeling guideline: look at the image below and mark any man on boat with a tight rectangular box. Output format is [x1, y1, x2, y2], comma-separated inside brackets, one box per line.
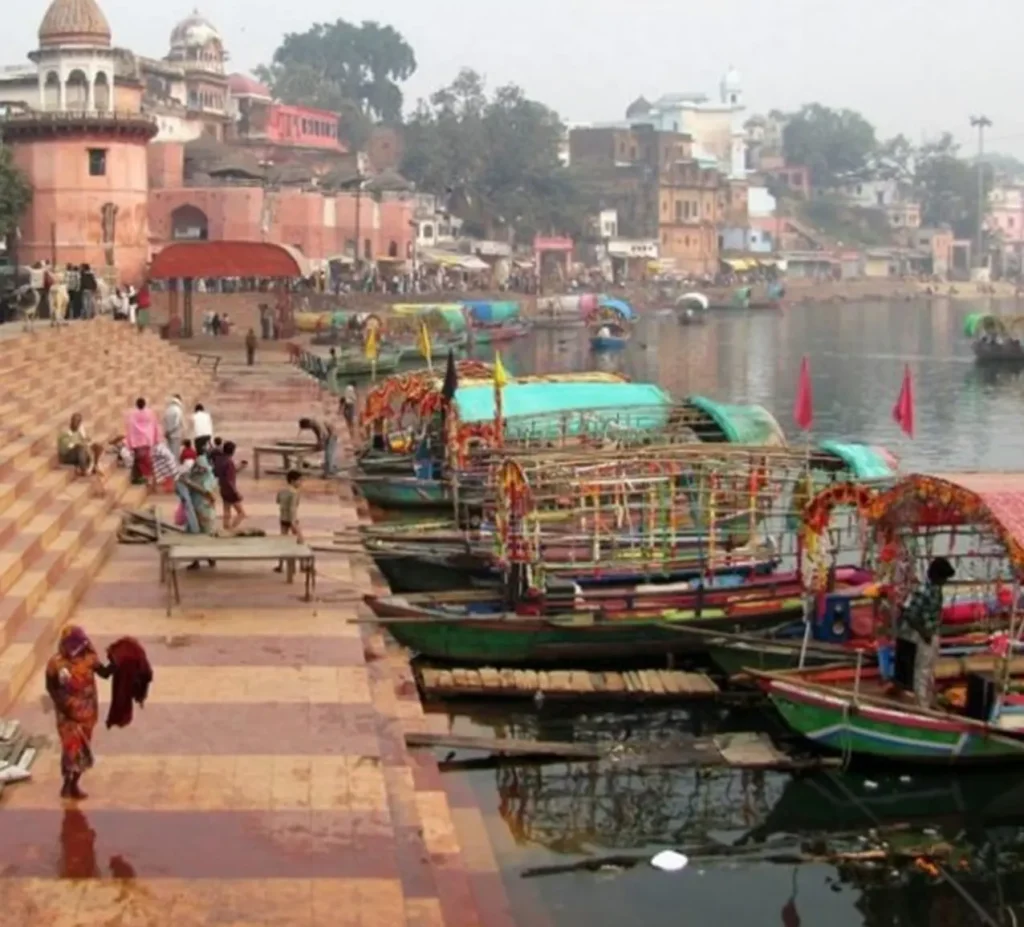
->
[898, 556, 955, 706]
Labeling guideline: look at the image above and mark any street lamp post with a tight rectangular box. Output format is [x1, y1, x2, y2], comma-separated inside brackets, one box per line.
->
[970, 115, 992, 271]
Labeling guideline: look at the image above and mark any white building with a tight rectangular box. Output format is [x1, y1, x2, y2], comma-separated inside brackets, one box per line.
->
[625, 68, 747, 179]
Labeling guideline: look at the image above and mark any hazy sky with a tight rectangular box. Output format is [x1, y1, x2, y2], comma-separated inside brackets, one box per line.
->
[7, 0, 1024, 155]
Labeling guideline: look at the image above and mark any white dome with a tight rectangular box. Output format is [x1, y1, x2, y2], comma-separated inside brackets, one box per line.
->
[722, 67, 742, 92]
[170, 10, 221, 53]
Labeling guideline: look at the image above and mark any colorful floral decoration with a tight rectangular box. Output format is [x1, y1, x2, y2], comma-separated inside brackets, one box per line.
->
[494, 459, 534, 565]
[800, 482, 878, 592]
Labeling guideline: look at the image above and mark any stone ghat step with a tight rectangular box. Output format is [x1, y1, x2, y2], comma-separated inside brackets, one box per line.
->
[417, 666, 721, 700]
[0, 334, 212, 462]
[0, 340, 208, 430]
[0, 512, 122, 714]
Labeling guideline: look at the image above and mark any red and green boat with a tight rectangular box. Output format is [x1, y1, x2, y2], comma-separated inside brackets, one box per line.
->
[755, 660, 1024, 766]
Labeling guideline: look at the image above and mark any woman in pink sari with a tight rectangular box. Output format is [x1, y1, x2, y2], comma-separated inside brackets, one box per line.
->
[125, 397, 160, 485]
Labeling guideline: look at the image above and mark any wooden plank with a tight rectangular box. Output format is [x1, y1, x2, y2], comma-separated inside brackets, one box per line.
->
[406, 731, 605, 759]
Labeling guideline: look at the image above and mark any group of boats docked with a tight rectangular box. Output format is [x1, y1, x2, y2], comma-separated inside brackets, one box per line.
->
[349, 361, 1024, 767]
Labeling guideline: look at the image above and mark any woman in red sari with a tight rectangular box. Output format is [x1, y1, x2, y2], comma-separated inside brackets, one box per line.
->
[45, 626, 112, 799]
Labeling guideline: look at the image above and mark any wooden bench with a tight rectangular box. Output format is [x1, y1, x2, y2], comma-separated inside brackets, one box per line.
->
[161, 535, 316, 615]
[188, 352, 222, 375]
[253, 442, 319, 479]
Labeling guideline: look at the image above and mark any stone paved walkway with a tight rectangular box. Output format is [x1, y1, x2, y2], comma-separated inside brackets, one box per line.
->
[0, 356, 511, 926]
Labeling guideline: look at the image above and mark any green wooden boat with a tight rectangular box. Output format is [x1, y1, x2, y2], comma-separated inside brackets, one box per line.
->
[364, 592, 805, 665]
[757, 665, 1024, 766]
[352, 475, 457, 510]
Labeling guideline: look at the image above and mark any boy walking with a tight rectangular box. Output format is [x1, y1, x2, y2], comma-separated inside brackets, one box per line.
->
[275, 470, 303, 572]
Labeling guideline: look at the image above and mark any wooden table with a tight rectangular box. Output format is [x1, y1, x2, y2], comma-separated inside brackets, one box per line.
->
[161, 536, 316, 614]
[253, 442, 319, 479]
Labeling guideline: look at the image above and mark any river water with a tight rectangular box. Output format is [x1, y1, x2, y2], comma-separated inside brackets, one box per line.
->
[431, 299, 1024, 927]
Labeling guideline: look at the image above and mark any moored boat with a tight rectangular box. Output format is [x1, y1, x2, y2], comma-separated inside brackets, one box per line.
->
[756, 471, 1024, 766]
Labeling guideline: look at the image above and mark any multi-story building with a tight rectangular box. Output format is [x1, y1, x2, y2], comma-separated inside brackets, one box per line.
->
[988, 183, 1024, 267]
[0, 0, 415, 283]
[568, 124, 724, 274]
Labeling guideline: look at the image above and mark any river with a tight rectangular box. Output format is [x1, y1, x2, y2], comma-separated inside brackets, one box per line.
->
[430, 298, 1024, 927]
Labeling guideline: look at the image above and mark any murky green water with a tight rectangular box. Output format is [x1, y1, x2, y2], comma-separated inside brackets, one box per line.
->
[439, 299, 1024, 926]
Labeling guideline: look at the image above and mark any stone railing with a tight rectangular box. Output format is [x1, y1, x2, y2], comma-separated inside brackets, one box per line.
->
[1, 109, 158, 137]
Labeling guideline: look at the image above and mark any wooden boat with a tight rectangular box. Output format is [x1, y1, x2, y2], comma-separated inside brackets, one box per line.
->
[755, 660, 1024, 766]
[353, 474, 467, 511]
[964, 312, 1024, 364]
[368, 533, 773, 593]
[365, 517, 761, 592]
[590, 331, 630, 351]
[471, 320, 531, 344]
[365, 583, 807, 665]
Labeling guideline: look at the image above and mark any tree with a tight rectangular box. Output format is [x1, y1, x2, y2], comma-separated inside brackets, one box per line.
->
[914, 132, 991, 241]
[256, 19, 416, 146]
[782, 103, 877, 187]
[402, 69, 587, 241]
[0, 145, 31, 242]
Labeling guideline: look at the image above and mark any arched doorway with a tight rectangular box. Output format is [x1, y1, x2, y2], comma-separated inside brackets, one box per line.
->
[65, 70, 88, 110]
[93, 73, 110, 112]
[171, 205, 209, 241]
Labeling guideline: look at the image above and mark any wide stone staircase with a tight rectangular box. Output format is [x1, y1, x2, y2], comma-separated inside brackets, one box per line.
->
[0, 320, 214, 712]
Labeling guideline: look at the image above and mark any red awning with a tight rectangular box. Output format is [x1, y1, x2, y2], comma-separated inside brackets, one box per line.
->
[149, 241, 309, 280]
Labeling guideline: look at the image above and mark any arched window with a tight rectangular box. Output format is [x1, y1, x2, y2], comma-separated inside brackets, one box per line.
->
[93, 72, 110, 112]
[363, 239, 372, 260]
[43, 72, 60, 111]
[387, 240, 398, 258]
[171, 205, 210, 241]
[65, 69, 88, 110]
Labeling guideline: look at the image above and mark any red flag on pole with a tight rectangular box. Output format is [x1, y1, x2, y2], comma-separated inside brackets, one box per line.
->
[793, 355, 814, 432]
[892, 364, 915, 438]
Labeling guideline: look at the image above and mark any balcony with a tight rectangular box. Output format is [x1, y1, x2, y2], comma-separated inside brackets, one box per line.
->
[1, 109, 158, 141]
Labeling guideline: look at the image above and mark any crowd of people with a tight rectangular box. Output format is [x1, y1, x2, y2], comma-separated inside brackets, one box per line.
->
[54, 393, 340, 579]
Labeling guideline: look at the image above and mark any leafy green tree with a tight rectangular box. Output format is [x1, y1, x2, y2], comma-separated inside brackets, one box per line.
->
[782, 103, 877, 187]
[0, 144, 31, 242]
[255, 19, 416, 147]
[914, 132, 991, 241]
[402, 69, 587, 242]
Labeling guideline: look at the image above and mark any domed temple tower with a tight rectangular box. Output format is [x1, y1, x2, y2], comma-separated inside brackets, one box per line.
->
[4, 0, 156, 284]
[166, 10, 230, 138]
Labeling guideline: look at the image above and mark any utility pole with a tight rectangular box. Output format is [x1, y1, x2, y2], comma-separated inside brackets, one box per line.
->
[970, 115, 992, 270]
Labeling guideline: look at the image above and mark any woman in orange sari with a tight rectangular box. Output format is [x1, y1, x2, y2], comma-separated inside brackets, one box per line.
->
[45, 626, 112, 799]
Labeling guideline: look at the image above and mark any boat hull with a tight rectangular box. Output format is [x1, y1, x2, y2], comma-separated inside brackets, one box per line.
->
[766, 678, 1024, 765]
[353, 476, 454, 510]
[590, 336, 628, 351]
[367, 587, 806, 665]
[972, 340, 1024, 364]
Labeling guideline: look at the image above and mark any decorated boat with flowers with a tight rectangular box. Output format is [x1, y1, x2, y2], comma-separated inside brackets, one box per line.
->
[756, 472, 1024, 765]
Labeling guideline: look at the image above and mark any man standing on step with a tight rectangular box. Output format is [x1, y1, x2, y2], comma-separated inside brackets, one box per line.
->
[163, 395, 184, 459]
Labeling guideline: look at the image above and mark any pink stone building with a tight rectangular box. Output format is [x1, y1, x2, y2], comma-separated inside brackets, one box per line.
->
[0, 0, 416, 286]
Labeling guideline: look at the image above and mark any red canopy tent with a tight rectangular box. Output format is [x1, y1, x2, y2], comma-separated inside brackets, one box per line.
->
[147, 241, 309, 338]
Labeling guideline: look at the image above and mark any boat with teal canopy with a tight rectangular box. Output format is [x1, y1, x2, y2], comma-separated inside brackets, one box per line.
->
[684, 396, 786, 446]
[597, 295, 638, 321]
[816, 440, 898, 481]
[454, 381, 672, 438]
[462, 300, 521, 324]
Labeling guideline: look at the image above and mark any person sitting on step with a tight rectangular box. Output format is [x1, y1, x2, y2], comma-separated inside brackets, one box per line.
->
[57, 413, 102, 477]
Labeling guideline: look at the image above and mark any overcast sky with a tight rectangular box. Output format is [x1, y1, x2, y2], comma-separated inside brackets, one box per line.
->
[7, 0, 1024, 156]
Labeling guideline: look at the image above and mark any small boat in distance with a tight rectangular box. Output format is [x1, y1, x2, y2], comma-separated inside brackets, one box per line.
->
[676, 291, 709, 325]
[964, 312, 1024, 365]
